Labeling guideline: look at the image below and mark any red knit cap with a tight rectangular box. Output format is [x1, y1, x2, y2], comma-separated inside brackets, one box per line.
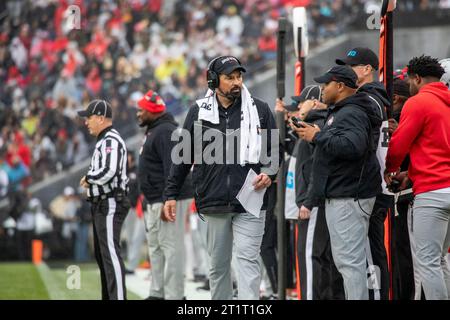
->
[137, 90, 166, 113]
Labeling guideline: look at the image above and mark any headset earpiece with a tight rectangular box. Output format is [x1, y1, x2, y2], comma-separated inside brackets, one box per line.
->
[206, 69, 219, 90]
[206, 56, 222, 90]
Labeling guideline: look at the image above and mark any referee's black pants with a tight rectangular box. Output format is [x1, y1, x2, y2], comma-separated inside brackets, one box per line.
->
[391, 199, 416, 300]
[367, 195, 393, 300]
[261, 208, 278, 294]
[297, 206, 344, 300]
[91, 196, 130, 300]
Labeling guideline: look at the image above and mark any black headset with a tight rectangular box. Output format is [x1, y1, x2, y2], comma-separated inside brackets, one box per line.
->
[206, 55, 242, 90]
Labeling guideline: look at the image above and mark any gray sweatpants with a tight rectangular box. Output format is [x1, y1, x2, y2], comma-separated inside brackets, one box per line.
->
[126, 209, 147, 270]
[203, 211, 266, 300]
[144, 199, 190, 299]
[412, 189, 450, 300]
[406, 203, 422, 300]
[325, 197, 376, 300]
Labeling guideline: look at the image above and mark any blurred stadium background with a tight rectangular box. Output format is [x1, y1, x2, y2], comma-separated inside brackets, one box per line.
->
[0, 0, 449, 299]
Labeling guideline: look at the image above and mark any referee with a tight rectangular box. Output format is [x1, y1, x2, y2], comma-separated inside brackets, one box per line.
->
[78, 99, 130, 300]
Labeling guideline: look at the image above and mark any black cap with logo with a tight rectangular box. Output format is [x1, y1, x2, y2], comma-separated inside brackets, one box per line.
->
[336, 47, 379, 70]
[77, 99, 113, 118]
[213, 56, 247, 75]
[314, 65, 359, 89]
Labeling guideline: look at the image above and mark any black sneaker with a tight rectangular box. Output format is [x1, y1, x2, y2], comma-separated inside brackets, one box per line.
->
[125, 269, 135, 275]
[193, 274, 207, 283]
[260, 294, 278, 300]
[196, 280, 210, 291]
[232, 281, 238, 298]
[145, 296, 164, 300]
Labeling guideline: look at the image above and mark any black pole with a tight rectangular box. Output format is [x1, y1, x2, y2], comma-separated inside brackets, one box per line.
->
[298, 27, 306, 92]
[380, 0, 394, 118]
[277, 18, 287, 99]
[276, 17, 287, 301]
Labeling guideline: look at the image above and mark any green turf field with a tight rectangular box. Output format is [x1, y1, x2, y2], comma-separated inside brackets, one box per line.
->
[0, 262, 140, 300]
[0, 263, 49, 299]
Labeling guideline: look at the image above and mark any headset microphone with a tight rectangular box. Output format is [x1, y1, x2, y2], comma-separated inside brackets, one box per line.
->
[217, 87, 237, 101]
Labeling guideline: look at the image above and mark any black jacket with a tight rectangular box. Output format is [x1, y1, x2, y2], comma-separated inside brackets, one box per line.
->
[163, 96, 281, 214]
[311, 92, 382, 200]
[359, 81, 395, 207]
[138, 113, 193, 204]
[128, 164, 140, 207]
[359, 81, 390, 116]
[358, 82, 390, 150]
[295, 109, 327, 210]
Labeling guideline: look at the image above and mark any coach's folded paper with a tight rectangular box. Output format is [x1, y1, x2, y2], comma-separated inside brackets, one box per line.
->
[236, 169, 267, 218]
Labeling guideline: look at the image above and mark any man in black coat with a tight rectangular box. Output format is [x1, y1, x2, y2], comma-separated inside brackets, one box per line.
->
[163, 56, 281, 300]
[289, 86, 344, 300]
[297, 66, 382, 300]
[336, 47, 392, 300]
[136, 90, 193, 300]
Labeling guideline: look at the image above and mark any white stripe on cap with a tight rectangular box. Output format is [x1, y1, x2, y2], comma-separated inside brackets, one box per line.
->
[304, 86, 315, 100]
[92, 99, 101, 115]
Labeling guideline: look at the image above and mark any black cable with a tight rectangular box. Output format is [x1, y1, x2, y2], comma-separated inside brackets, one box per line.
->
[354, 120, 374, 217]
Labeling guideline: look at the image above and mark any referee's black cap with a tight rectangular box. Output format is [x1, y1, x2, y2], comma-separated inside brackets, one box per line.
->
[77, 99, 113, 118]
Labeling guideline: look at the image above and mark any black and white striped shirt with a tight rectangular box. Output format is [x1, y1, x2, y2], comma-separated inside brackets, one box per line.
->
[86, 126, 128, 198]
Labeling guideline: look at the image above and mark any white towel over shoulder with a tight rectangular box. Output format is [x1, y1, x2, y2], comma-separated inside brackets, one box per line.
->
[196, 84, 261, 165]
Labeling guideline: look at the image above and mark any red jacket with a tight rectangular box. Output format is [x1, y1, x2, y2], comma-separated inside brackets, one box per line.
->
[386, 82, 450, 195]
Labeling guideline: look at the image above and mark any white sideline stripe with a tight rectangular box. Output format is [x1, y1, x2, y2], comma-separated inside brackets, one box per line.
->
[305, 207, 318, 300]
[36, 262, 69, 300]
[107, 198, 124, 300]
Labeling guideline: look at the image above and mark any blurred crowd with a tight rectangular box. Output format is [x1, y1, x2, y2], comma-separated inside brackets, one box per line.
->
[0, 0, 400, 187]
